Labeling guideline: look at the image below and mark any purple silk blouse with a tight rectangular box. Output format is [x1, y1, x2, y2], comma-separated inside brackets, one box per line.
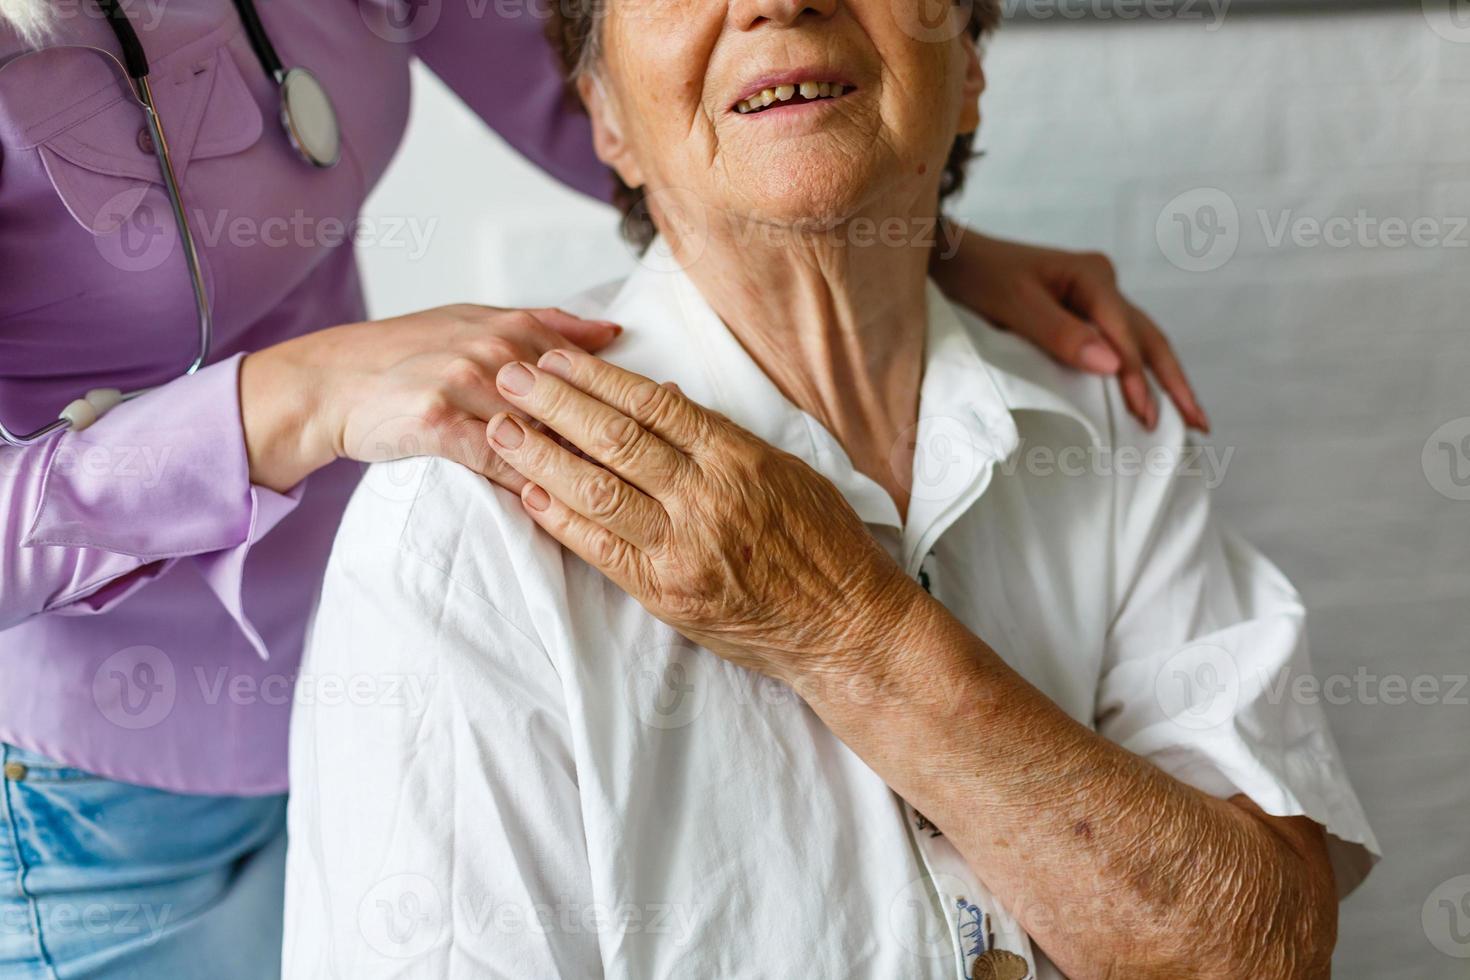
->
[0, 0, 605, 793]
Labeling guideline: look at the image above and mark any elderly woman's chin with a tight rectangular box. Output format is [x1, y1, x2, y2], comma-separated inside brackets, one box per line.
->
[716, 156, 932, 241]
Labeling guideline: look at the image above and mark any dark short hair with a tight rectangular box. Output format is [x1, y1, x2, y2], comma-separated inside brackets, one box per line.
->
[546, 1, 1000, 249]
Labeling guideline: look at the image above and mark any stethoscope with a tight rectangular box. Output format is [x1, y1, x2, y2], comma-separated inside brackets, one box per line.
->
[0, 0, 342, 447]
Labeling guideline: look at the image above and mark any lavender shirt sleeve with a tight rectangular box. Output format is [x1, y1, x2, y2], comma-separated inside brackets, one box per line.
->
[411, 6, 611, 202]
[1, 354, 301, 657]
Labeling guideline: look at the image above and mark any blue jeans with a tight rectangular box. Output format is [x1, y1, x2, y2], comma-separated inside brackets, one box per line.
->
[0, 744, 286, 979]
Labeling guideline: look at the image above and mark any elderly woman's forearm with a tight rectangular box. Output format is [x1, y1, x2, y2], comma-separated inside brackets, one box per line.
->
[802, 601, 1337, 979]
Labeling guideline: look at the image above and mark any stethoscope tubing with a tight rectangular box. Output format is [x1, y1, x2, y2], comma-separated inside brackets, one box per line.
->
[0, 0, 333, 447]
[0, 50, 213, 448]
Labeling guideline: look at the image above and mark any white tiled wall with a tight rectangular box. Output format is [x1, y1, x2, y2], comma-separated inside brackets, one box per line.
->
[358, 8, 1470, 977]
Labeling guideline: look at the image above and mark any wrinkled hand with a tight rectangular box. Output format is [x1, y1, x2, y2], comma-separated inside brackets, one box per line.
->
[933, 231, 1209, 432]
[241, 305, 620, 492]
[484, 349, 922, 682]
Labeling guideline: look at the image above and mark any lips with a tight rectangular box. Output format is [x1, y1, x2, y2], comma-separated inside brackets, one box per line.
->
[730, 71, 856, 115]
[735, 79, 851, 114]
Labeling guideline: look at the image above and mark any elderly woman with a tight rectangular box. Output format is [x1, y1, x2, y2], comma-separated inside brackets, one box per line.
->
[283, 0, 1377, 976]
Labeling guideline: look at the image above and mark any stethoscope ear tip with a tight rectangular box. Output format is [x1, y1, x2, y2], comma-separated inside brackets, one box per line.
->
[58, 389, 123, 433]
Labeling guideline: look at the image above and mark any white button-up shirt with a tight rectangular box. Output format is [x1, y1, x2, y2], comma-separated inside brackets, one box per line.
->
[284, 262, 1378, 980]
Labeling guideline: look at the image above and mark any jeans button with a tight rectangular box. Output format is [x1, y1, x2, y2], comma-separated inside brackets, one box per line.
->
[2, 761, 27, 781]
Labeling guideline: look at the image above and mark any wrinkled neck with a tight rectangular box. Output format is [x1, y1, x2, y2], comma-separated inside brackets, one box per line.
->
[668, 212, 935, 518]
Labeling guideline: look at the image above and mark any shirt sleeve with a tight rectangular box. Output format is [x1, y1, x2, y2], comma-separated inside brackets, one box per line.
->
[408, 3, 610, 202]
[282, 488, 601, 979]
[3, 353, 302, 657]
[1094, 390, 1380, 898]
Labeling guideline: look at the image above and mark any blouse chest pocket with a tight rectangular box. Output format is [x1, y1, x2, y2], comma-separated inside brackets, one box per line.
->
[0, 39, 263, 236]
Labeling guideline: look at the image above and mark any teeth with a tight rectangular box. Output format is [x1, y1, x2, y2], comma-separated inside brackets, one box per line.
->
[735, 80, 850, 114]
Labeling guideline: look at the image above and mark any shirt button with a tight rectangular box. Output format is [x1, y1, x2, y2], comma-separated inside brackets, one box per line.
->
[3, 762, 27, 781]
[136, 127, 154, 155]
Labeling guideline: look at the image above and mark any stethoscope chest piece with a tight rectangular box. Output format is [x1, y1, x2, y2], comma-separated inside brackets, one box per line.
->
[278, 67, 341, 169]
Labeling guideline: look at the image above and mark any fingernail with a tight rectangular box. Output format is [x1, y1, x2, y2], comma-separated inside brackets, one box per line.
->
[539, 350, 573, 378]
[1077, 340, 1121, 374]
[599, 321, 623, 336]
[523, 484, 550, 511]
[498, 362, 534, 396]
[492, 416, 524, 449]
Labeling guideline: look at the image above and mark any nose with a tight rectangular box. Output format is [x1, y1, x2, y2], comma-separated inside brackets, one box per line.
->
[733, 0, 837, 30]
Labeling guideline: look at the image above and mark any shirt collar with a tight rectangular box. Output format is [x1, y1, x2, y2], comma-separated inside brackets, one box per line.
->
[600, 252, 1100, 558]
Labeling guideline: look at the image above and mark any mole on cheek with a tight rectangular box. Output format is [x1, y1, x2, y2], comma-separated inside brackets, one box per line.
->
[917, 162, 927, 175]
